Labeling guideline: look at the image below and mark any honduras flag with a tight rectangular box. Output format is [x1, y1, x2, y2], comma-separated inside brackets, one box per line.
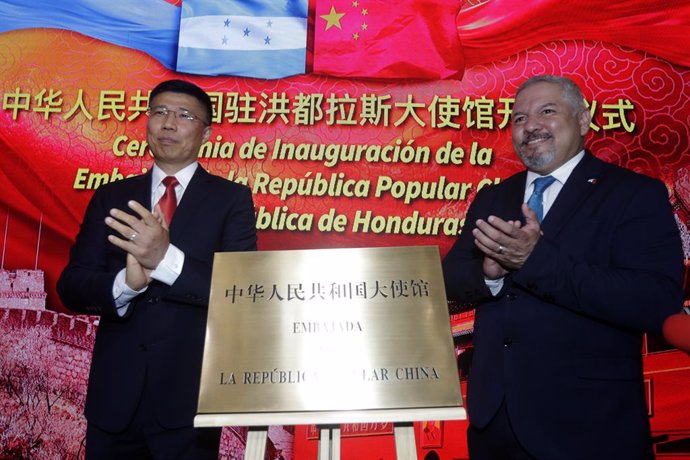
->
[177, 0, 308, 79]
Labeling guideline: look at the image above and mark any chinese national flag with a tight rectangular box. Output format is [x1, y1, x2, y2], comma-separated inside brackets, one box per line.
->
[313, 0, 464, 80]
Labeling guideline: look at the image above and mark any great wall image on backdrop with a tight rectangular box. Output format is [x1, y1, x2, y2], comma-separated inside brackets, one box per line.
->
[0, 268, 293, 460]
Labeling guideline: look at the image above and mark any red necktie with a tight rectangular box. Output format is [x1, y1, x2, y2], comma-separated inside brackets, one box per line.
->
[158, 176, 179, 226]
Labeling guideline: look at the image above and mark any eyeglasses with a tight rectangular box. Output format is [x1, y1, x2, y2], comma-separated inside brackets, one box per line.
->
[146, 106, 209, 125]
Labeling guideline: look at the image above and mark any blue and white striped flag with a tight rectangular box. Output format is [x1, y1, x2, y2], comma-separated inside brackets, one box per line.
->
[177, 0, 308, 79]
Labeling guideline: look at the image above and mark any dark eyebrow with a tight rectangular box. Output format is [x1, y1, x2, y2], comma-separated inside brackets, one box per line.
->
[538, 102, 558, 110]
[513, 102, 558, 117]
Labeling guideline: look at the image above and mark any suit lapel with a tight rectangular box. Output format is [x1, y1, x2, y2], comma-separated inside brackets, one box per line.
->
[508, 172, 529, 219]
[541, 151, 604, 236]
[501, 171, 529, 223]
[128, 171, 153, 210]
[168, 166, 212, 241]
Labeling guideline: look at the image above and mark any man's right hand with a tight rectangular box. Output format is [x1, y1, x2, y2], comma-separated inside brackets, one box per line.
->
[125, 253, 152, 291]
[482, 256, 510, 280]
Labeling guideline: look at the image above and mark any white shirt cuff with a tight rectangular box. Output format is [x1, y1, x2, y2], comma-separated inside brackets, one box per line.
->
[151, 244, 185, 285]
[112, 269, 147, 316]
[485, 277, 504, 296]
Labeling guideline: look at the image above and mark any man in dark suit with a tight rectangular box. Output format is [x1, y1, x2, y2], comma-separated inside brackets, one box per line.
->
[442, 75, 684, 459]
[58, 79, 257, 459]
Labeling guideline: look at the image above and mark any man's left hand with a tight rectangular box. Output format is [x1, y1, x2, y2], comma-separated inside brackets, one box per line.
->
[105, 200, 170, 269]
[473, 203, 542, 270]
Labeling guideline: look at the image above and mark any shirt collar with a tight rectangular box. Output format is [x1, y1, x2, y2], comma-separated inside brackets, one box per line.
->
[151, 162, 198, 191]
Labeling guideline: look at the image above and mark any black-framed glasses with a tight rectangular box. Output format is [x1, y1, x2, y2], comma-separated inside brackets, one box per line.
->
[146, 106, 209, 126]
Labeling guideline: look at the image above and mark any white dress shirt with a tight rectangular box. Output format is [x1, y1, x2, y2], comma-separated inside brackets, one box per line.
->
[113, 162, 198, 313]
[486, 150, 585, 295]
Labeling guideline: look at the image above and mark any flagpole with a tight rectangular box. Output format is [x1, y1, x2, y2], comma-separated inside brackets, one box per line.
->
[1, 209, 8, 270]
[35, 213, 43, 270]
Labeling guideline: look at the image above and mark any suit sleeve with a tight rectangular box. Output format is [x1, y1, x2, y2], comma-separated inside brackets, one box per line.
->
[163, 185, 257, 306]
[57, 189, 123, 317]
[512, 178, 684, 334]
[442, 188, 497, 306]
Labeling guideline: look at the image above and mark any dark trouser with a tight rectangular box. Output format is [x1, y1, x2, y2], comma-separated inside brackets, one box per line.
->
[467, 400, 537, 460]
[85, 386, 221, 460]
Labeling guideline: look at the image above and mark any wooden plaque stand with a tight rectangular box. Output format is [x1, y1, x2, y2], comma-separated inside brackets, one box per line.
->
[243, 423, 417, 460]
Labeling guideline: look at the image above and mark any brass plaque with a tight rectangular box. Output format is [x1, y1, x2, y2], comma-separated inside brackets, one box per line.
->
[196, 246, 464, 426]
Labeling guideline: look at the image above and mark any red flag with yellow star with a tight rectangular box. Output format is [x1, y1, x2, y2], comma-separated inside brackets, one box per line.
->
[313, 0, 464, 80]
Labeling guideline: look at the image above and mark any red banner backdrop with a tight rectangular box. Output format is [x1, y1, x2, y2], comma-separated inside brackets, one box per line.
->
[4, 29, 689, 313]
[2, 0, 690, 458]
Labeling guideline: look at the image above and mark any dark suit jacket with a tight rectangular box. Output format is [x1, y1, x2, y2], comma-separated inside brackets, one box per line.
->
[58, 166, 257, 432]
[443, 151, 684, 459]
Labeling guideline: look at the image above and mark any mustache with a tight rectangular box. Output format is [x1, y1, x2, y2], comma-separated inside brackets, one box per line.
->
[522, 131, 552, 145]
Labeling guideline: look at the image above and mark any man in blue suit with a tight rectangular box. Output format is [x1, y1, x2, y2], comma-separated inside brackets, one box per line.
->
[442, 75, 684, 459]
[58, 79, 257, 459]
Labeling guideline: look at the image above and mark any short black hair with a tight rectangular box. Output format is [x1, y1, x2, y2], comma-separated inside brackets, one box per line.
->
[149, 79, 213, 124]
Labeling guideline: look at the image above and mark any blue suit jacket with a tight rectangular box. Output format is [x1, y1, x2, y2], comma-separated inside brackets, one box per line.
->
[443, 152, 684, 459]
[58, 166, 257, 432]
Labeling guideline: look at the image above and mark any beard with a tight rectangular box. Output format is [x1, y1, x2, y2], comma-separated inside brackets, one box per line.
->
[515, 133, 555, 171]
[517, 147, 555, 171]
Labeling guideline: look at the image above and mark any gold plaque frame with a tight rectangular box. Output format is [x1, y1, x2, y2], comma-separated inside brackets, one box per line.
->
[195, 246, 465, 427]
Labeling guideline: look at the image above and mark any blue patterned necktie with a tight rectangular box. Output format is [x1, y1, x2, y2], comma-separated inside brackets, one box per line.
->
[527, 175, 557, 222]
